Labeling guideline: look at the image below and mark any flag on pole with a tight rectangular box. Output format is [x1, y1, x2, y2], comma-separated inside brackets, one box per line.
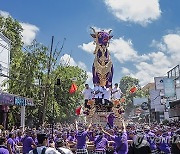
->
[129, 86, 137, 93]
[69, 83, 78, 94]
[75, 106, 81, 115]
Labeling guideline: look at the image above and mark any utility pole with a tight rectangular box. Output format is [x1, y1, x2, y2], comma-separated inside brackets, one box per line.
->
[42, 36, 54, 125]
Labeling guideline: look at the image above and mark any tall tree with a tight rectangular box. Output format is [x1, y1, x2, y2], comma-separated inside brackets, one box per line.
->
[0, 16, 23, 59]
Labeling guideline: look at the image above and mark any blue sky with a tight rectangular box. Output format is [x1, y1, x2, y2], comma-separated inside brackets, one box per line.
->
[1, 0, 180, 86]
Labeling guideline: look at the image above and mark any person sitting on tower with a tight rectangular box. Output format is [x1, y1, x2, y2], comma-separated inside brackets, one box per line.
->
[93, 82, 103, 109]
[82, 84, 93, 109]
[102, 85, 113, 112]
[112, 83, 123, 100]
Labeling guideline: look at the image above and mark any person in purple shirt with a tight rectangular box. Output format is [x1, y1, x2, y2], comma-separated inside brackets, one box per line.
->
[0, 137, 9, 154]
[15, 130, 23, 146]
[21, 129, 36, 154]
[32, 131, 38, 145]
[66, 130, 76, 150]
[102, 120, 128, 154]
[75, 121, 92, 154]
[144, 128, 158, 153]
[107, 113, 116, 129]
[7, 133, 16, 154]
[94, 132, 108, 154]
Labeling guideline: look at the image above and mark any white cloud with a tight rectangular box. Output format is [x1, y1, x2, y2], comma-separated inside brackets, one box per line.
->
[109, 38, 149, 63]
[78, 42, 94, 54]
[104, 0, 161, 26]
[0, 10, 10, 18]
[80, 28, 180, 86]
[60, 54, 88, 71]
[132, 52, 172, 85]
[79, 37, 149, 63]
[150, 40, 167, 52]
[121, 67, 130, 75]
[163, 34, 180, 53]
[77, 61, 87, 71]
[86, 71, 93, 85]
[60, 54, 93, 85]
[130, 32, 180, 86]
[20, 23, 39, 45]
[0, 11, 39, 45]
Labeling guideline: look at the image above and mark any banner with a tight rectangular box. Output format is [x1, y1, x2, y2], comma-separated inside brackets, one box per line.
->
[163, 78, 175, 97]
[0, 92, 34, 106]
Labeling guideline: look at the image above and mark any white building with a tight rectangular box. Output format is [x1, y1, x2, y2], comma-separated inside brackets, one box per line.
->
[0, 33, 11, 91]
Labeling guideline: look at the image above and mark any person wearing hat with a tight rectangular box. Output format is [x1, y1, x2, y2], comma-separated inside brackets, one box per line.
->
[0, 137, 9, 154]
[55, 138, 73, 154]
[29, 133, 60, 154]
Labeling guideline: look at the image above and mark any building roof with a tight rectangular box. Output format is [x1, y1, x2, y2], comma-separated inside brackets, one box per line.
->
[142, 83, 155, 91]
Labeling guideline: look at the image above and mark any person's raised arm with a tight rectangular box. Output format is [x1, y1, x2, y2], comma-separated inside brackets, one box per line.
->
[99, 126, 113, 138]
[122, 119, 126, 132]
[86, 120, 92, 132]
[75, 120, 78, 131]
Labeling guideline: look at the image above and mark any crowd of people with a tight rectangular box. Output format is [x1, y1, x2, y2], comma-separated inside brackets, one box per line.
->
[0, 83, 179, 154]
[0, 119, 180, 154]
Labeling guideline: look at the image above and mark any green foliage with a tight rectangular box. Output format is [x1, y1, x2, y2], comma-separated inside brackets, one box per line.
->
[119, 76, 147, 114]
[0, 16, 23, 59]
[0, 16, 88, 126]
[52, 66, 87, 122]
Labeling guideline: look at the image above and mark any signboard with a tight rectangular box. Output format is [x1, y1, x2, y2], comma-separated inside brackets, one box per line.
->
[141, 102, 149, 110]
[0, 92, 34, 106]
[150, 89, 161, 109]
[0, 92, 14, 105]
[163, 78, 175, 97]
[133, 97, 148, 106]
[154, 77, 166, 90]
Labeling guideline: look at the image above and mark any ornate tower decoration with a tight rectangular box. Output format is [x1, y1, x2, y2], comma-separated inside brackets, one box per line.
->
[90, 27, 113, 87]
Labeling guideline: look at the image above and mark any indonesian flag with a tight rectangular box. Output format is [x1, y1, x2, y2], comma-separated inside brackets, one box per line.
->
[129, 86, 137, 93]
[75, 106, 82, 116]
[69, 83, 78, 94]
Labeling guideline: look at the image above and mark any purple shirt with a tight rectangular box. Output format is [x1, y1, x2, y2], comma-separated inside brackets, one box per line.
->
[145, 132, 157, 150]
[0, 146, 9, 154]
[15, 136, 22, 145]
[94, 136, 108, 151]
[158, 136, 171, 153]
[75, 131, 88, 149]
[67, 135, 75, 142]
[107, 114, 115, 128]
[7, 138, 15, 153]
[22, 136, 34, 153]
[111, 132, 128, 154]
[88, 131, 95, 142]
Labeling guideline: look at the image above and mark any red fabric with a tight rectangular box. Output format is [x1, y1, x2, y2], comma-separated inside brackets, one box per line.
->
[129, 86, 137, 93]
[76, 106, 81, 115]
[69, 83, 78, 94]
[120, 98, 126, 103]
